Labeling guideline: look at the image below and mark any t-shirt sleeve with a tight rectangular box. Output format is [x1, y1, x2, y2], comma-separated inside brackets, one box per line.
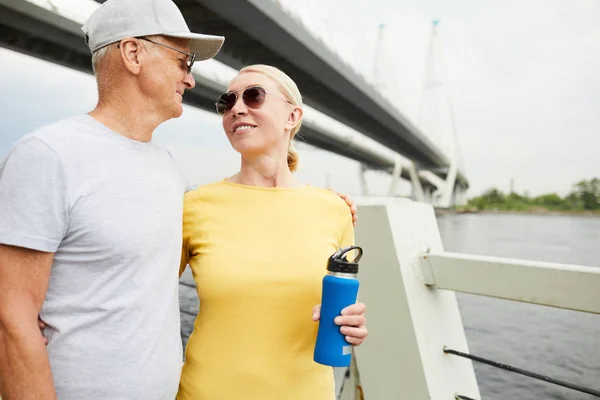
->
[165, 148, 192, 193]
[339, 205, 355, 249]
[179, 237, 190, 277]
[0, 137, 69, 252]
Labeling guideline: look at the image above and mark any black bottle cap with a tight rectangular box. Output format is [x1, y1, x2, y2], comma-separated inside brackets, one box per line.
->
[327, 246, 363, 274]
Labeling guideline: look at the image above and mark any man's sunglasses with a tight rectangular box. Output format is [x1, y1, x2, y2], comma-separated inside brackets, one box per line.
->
[117, 37, 197, 74]
[215, 86, 292, 116]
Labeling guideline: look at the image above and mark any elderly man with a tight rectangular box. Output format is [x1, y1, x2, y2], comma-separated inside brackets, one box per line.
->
[0, 0, 364, 399]
[0, 0, 223, 398]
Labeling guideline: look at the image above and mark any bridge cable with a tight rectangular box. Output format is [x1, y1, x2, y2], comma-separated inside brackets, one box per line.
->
[444, 347, 600, 398]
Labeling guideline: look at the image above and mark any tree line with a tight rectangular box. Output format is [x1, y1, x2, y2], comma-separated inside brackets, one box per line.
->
[465, 178, 600, 213]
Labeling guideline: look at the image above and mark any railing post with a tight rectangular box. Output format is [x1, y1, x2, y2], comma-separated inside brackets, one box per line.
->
[352, 198, 480, 399]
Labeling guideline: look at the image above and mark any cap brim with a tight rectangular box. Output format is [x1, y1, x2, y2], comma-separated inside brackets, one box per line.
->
[164, 32, 224, 61]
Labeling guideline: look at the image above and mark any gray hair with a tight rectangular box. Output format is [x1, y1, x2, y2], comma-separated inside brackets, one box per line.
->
[91, 36, 162, 76]
[91, 45, 112, 75]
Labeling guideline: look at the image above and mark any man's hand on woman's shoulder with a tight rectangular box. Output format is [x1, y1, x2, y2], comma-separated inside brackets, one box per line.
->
[329, 189, 358, 227]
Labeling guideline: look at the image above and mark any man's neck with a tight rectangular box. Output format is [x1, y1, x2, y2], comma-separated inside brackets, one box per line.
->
[88, 96, 165, 143]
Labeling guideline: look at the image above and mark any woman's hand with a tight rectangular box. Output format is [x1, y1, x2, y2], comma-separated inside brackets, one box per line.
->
[312, 303, 368, 346]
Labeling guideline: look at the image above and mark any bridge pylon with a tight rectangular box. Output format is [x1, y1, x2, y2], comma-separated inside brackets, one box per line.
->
[417, 19, 466, 208]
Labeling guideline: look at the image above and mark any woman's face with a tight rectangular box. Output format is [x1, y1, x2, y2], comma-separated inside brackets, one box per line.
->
[222, 72, 294, 160]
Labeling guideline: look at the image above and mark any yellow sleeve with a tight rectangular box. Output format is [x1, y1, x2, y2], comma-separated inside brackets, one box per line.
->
[179, 238, 189, 277]
[339, 206, 355, 249]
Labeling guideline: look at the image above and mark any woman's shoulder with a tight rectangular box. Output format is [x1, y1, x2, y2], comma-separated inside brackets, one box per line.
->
[301, 186, 351, 213]
[183, 181, 229, 204]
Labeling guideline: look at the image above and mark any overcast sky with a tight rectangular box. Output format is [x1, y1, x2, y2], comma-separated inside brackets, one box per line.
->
[1, 0, 598, 197]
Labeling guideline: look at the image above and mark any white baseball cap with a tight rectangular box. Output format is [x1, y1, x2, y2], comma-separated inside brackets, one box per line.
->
[81, 0, 225, 61]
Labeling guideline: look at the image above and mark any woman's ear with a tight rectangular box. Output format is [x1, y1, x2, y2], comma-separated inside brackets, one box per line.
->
[285, 106, 303, 130]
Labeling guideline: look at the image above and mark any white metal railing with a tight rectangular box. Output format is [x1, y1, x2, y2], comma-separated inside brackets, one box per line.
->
[337, 198, 599, 400]
[420, 252, 600, 315]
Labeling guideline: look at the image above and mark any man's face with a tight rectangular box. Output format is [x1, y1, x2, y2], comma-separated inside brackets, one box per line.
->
[139, 36, 196, 120]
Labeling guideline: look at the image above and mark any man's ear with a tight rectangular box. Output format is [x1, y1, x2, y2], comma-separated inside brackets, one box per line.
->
[285, 106, 303, 130]
[119, 38, 144, 75]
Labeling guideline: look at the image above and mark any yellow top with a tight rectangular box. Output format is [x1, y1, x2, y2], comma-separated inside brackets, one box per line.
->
[177, 180, 354, 400]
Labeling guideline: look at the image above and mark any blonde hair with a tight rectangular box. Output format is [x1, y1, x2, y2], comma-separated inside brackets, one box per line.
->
[239, 64, 303, 172]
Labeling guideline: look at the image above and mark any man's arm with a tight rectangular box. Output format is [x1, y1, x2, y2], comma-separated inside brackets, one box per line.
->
[0, 244, 56, 400]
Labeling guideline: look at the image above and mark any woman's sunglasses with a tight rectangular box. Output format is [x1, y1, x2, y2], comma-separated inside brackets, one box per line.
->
[215, 86, 292, 116]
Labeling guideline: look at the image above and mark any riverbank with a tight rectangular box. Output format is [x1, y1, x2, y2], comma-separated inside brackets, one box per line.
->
[437, 207, 600, 218]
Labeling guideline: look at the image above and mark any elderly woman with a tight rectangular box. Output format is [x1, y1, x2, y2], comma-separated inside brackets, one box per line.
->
[177, 65, 367, 400]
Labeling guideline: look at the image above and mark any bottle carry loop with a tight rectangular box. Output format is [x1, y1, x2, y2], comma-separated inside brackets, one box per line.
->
[328, 246, 363, 274]
[332, 246, 363, 263]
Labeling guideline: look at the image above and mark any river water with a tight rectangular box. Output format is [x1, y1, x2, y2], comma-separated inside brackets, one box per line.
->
[438, 213, 600, 400]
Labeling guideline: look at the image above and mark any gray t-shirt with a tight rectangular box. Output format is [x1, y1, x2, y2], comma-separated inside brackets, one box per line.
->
[0, 115, 186, 399]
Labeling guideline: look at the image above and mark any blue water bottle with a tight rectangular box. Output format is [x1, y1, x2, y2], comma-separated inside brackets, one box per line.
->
[314, 245, 363, 367]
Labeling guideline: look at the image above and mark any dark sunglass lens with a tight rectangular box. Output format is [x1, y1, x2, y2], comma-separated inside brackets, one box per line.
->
[243, 87, 266, 109]
[216, 92, 237, 115]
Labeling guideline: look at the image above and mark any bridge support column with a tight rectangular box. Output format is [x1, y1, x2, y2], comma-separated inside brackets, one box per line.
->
[424, 186, 434, 204]
[453, 184, 467, 207]
[359, 163, 370, 196]
[438, 154, 459, 209]
[408, 162, 425, 202]
[387, 154, 403, 197]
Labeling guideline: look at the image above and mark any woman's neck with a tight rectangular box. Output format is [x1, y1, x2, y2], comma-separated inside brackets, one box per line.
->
[230, 155, 303, 188]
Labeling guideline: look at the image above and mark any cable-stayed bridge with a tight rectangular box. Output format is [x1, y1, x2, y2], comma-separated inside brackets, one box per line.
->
[0, 0, 468, 207]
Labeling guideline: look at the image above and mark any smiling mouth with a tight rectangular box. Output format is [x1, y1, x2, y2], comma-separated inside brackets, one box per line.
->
[233, 125, 257, 134]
